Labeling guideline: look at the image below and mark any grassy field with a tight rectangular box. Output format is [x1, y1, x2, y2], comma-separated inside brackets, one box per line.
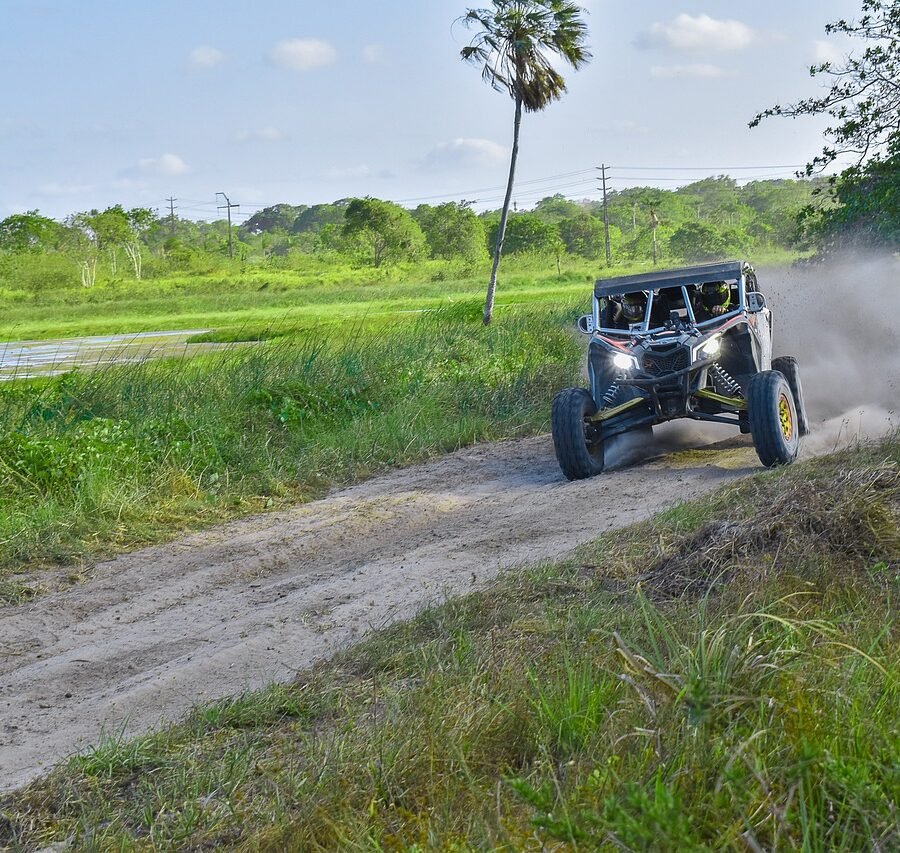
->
[0, 302, 583, 603]
[0, 259, 587, 341]
[2, 435, 897, 850]
[0, 251, 801, 342]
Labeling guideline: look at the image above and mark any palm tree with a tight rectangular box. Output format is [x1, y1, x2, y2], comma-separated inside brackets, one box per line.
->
[460, 0, 590, 325]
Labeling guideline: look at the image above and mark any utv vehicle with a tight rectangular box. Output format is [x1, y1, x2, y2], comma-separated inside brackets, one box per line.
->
[552, 261, 809, 480]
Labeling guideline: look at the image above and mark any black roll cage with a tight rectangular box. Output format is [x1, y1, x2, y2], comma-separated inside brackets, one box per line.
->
[592, 260, 755, 337]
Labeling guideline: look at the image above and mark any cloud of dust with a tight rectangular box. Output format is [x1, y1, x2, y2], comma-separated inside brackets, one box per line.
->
[764, 253, 899, 447]
[603, 253, 899, 467]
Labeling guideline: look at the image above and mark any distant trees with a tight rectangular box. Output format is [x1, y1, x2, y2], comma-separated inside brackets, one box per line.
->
[557, 212, 606, 259]
[489, 212, 560, 256]
[669, 222, 749, 263]
[67, 206, 156, 281]
[532, 194, 584, 223]
[292, 201, 351, 234]
[0, 211, 62, 253]
[241, 204, 306, 236]
[460, 0, 590, 324]
[0, 176, 830, 299]
[342, 198, 426, 267]
[414, 202, 487, 263]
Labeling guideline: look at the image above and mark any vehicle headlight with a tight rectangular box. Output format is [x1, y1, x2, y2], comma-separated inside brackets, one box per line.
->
[700, 336, 721, 357]
[612, 352, 637, 371]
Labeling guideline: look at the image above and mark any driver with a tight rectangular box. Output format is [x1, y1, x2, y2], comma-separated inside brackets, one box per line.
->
[621, 291, 647, 326]
[603, 291, 670, 329]
[600, 292, 646, 329]
[694, 281, 732, 320]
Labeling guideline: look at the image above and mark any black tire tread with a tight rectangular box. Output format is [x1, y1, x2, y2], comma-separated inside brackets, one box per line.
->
[552, 387, 604, 480]
[772, 355, 810, 437]
[748, 370, 799, 468]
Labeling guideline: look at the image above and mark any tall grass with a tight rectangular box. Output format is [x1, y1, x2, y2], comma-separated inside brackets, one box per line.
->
[0, 302, 582, 596]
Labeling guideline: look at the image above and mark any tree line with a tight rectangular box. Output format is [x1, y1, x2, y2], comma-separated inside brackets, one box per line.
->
[0, 176, 821, 294]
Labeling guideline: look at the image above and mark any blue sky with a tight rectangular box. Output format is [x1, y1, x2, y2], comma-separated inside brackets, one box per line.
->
[0, 0, 861, 222]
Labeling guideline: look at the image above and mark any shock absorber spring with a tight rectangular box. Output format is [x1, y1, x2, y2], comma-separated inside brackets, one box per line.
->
[710, 364, 742, 397]
[602, 382, 620, 407]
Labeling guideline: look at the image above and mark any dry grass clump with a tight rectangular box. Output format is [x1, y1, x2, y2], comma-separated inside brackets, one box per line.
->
[640, 461, 900, 598]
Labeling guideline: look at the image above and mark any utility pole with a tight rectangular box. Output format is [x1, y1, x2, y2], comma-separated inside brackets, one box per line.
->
[166, 197, 177, 237]
[216, 192, 239, 259]
[597, 164, 611, 266]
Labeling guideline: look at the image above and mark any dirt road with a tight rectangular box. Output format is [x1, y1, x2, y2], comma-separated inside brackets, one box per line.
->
[0, 431, 758, 792]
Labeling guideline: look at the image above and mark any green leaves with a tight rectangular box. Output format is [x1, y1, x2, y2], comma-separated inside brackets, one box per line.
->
[460, 0, 591, 112]
[342, 198, 427, 267]
[751, 0, 900, 175]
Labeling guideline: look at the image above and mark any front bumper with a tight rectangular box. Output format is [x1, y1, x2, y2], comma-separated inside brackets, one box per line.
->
[591, 360, 745, 436]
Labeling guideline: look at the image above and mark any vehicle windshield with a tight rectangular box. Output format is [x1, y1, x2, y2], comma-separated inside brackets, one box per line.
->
[598, 281, 741, 336]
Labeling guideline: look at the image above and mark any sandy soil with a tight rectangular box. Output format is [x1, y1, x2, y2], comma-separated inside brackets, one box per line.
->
[0, 431, 759, 792]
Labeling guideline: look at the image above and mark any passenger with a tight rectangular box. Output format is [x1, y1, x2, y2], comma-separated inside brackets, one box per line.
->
[694, 281, 732, 320]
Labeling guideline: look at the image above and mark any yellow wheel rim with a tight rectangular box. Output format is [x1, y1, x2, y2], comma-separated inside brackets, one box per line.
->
[779, 394, 794, 441]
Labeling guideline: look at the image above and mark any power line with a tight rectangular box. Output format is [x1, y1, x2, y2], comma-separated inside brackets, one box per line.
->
[158, 162, 814, 221]
[607, 171, 801, 181]
[613, 164, 806, 171]
[389, 167, 596, 204]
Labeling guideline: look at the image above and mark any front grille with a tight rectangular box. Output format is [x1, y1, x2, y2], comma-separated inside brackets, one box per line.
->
[642, 348, 689, 376]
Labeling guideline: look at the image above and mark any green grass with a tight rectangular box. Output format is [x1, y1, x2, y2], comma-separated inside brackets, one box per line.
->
[0, 302, 583, 600]
[2, 436, 897, 850]
[0, 250, 802, 342]
[0, 257, 601, 341]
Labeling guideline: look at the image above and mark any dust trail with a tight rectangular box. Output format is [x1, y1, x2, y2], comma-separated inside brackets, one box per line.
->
[764, 254, 899, 445]
[606, 420, 732, 469]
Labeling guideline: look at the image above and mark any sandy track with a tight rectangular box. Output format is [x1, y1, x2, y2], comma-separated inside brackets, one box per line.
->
[0, 434, 758, 792]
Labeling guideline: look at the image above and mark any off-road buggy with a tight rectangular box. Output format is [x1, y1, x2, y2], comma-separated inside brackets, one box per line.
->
[552, 261, 809, 480]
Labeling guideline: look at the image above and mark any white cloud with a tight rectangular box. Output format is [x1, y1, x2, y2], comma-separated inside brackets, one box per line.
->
[638, 14, 756, 53]
[813, 40, 844, 65]
[362, 44, 385, 65]
[138, 153, 190, 176]
[269, 38, 337, 71]
[236, 126, 285, 142]
[189, 46, 226, 69]
[650, 64, 735, 79]
[423, 138, 507, 171]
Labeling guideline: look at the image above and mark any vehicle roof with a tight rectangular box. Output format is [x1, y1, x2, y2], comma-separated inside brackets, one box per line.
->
[594, 261, 747, 298]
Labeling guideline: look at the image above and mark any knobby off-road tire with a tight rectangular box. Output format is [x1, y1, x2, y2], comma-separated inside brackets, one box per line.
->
[552, 387, 605, 480]
[772, 356, 810, 436]
[748, 370, 800, 468]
